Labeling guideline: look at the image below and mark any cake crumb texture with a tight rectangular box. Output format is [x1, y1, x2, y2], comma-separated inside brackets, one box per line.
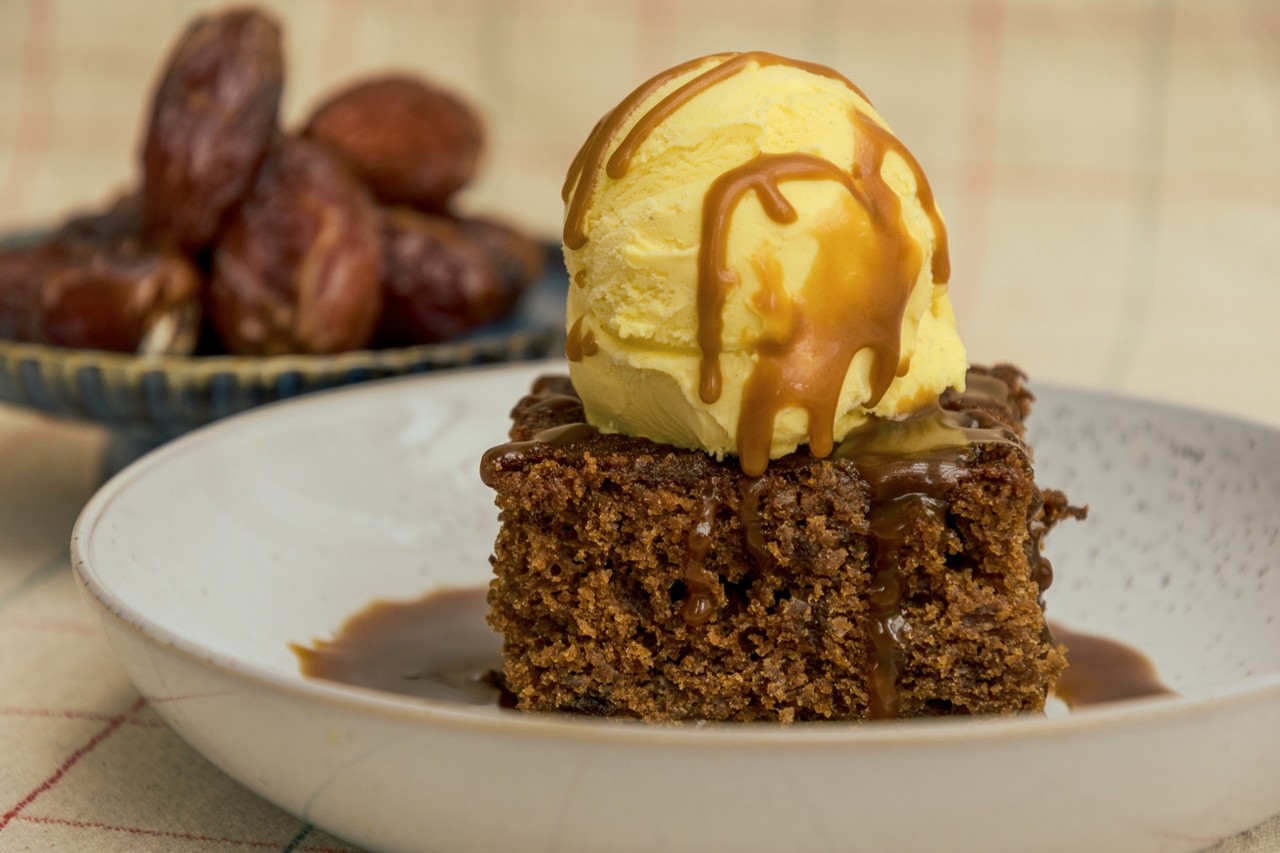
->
[484, 368, 1075, 722]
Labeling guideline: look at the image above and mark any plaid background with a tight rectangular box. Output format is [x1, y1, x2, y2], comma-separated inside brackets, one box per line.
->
[1, 0, 1277, 849]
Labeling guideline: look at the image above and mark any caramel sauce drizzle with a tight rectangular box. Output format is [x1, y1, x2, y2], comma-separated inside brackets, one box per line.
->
[523, 393, 584, 418]
[563, 52, 869, 250]
[851, 112, 949, 286]
[1050, 623, 1176, 706]
[681, 491, 721, 625]
[479, 421, 597, 488]
[565, 316, 598, 362]
[956, 372, 1014, 411]
[562, 54, 731, 249]
[561, 51, 950, 477]
[700, 143, 923, 476]
[865, 494, 945, 718]
[1026, 491, 1053, 593]
[738, 478, 775, 570]
[832, 402, 1020, 718]
[604, 52, 871, 183]
[531, 375, 567, 394]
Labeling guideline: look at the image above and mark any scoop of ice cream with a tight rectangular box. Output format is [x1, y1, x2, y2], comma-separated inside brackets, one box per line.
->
[562, 51, 967, 475]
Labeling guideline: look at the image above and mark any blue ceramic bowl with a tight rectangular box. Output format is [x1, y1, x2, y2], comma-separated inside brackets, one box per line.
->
[0, 235, 566, 471]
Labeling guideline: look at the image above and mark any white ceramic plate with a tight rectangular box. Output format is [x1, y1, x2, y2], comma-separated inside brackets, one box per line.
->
[72, 361, 1280, 853]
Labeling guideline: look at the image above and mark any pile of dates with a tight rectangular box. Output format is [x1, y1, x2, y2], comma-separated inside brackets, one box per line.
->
[0, 7, 544, 356]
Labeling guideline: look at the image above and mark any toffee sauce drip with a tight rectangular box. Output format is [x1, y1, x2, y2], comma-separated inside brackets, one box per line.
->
[865, 494, 946, 719]
[522, 392, 585, 419]
[293, 588, 507, 706]
[1050, 622, 1175, 705]
[559, 50, 950, 479]
[680, 491, 721, 625]
[738, 478, 775, 570]
[565, 316, 598, 362]
[700, 149, 919, 476]
[562, 51, 870, 249]
[832, 403, 1020, 719]
[1026, 492, 1053, 593]
[958, 372, 1015, 411]
[479, 421, 598, 488]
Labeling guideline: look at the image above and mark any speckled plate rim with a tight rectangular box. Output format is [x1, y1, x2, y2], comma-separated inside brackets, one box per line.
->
[71, 362, 1280, 749]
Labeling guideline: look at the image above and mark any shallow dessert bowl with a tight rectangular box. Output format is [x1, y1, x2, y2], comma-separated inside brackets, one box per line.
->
[72, 361, 1280, 853]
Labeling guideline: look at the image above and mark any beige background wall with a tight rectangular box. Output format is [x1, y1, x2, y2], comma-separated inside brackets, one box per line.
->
[1, 0, 1278, 425]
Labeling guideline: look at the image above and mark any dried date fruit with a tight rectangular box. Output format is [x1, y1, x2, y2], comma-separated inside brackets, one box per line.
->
[210, 137, 383, 356]
[141, 8, 283, 251]
[54, 192, 143, 251]
[304, 76, 483, 209]
[0, 245, 51, 344]
[0, 236, 201, 354]
[375, 209, 510, 346]
[40, 249, 201, 354]
[452, 216, 545, 314]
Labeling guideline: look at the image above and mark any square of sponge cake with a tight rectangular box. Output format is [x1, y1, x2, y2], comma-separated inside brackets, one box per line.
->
[481, 365, 1078, 722]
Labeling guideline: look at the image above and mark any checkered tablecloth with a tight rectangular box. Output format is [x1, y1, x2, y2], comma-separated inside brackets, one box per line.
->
[1, 0, 1278, 850]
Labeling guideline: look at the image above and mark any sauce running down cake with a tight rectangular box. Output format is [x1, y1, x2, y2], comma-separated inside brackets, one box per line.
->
[482, 52, 1083, 721]
[483, 368, 1079, 721]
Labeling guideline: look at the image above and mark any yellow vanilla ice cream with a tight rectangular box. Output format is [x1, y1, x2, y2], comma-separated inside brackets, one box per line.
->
[561, 51, 967, 476]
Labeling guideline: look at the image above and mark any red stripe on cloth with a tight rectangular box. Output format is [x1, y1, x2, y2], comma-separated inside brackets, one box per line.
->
[144, 689, 237, 704]
[1, 617, 100, 637]
[0, 706, 163, 727]
[638, 0, 676, 76]
[321, 0, 365, 81]
[0, 0, 58, 224]
[13, 815, 360, 851]
[994, 165, 1280, 208]
[952, 0, 1006, 317]
[0, 696, 146, 834]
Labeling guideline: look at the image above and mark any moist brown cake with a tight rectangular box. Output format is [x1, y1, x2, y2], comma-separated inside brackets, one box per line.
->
[482, 365, 1082, 723]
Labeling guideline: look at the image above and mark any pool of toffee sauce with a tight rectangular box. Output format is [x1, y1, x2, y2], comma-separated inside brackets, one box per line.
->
[293, 587, 1174, 714]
